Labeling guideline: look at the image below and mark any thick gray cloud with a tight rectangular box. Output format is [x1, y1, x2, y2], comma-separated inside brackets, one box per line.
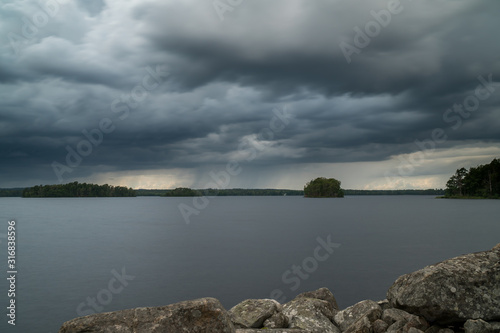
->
[0, 0, 499, 189]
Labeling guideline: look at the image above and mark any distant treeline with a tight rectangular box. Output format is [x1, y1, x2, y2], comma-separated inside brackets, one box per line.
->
[135, 189, 169, 196]
[160, 188, 445, 197]
[204, 188, 304, 196]
[345, 189, 444, 195]
[162, 188, 304, 197]
[22, 182, 136, 197]
[0, 187, 445, 197]
[0, 188, 24, 197]
[163, 188, 201, 197]
[445, 158, 500, 199]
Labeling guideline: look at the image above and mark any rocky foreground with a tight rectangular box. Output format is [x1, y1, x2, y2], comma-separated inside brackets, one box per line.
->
[59, 244, 500, 333]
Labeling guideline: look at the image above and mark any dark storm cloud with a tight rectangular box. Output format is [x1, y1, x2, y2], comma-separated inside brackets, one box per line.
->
[0, 0, 499, 187]
[139, 1, 499, 97]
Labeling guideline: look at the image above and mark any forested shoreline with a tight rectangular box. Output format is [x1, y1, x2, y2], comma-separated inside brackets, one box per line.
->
[22, 182, 135, 197]
[0, 187, 445, 197]
[0, 188, 24, 197]
[444, 158, 500, 199]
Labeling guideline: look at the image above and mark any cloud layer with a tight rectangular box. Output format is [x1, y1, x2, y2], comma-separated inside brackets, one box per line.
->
[1, 0, 499, 189]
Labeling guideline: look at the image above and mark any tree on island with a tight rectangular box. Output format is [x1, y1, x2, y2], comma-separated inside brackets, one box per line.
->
[445, 158, 500, 198]
[304, 177, 344, 198]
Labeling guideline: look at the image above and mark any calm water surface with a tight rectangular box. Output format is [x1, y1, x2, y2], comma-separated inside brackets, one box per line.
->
[0, 195, 499, 332]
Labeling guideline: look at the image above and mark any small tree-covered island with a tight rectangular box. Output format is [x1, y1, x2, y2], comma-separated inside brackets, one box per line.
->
[22, 182, 136, 197]
[444, 158, 500, 199]
[304, 177, 344, 198]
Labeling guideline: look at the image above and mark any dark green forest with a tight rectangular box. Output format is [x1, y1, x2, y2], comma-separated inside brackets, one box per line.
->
[162, 188, 445, 197]
[135, 189, 170, 196]
[22, 182, 136, 197]
[445, 158, 500, 199]
[0, 188, 24, 197]
[163, 188, 304, 197]
[163, 187, 201, 197]
[304, 177, 344, 198]
[0, 187, 445, 197]
[345, 189, 444, 195]
[202, 188, 304, 196]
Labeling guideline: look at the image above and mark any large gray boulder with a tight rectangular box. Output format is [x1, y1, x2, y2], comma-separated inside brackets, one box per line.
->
[295, 287, 339, 311]
[283, 297, 340, 333]
[343, 315, 373, 333]
[387, 244, 500, 325]
[58, 297, 235, 333]
[382, 308, 415, 325]
[333, 299, 382, 331]
[228, 298, 281, 328]
[373, 318, 389, 333]
[381, 308, 429, 332]
[234, 328, 311, 333]
[263, 311, 288, 328]
[464, 319, 500, 333]
[407, 329, 425, 333]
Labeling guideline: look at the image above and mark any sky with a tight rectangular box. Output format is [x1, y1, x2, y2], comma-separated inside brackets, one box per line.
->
[1, 0, 499, 190]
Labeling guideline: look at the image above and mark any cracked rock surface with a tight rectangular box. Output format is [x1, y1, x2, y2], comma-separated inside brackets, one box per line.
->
[387, 244, 500, 325]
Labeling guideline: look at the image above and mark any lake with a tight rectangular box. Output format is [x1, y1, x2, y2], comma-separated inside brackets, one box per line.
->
[0, 195, 499, 332]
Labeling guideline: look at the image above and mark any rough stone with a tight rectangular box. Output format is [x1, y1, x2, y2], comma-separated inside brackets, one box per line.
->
[407, 328, 425, 333]
[333, 299, 382, 331]
[295, 287, 339, 311]
[382, 308, 415, 326]
[58, 297, 235, 333]
[403, 315, 429, 332]
[235, 328, 311, 333]
[378, 299, 391, 311]
[283, 297, 340, 333]
[464, 318, 500, 333]
[381, 308, 429, 332]
[387, 244, 500, 324]
[343, 316, 372, 333]
[373, 318, 389, 333]
[263, 311, 288, 328]
[386, 319, 406, 333]
[229, 298, 281, 328]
